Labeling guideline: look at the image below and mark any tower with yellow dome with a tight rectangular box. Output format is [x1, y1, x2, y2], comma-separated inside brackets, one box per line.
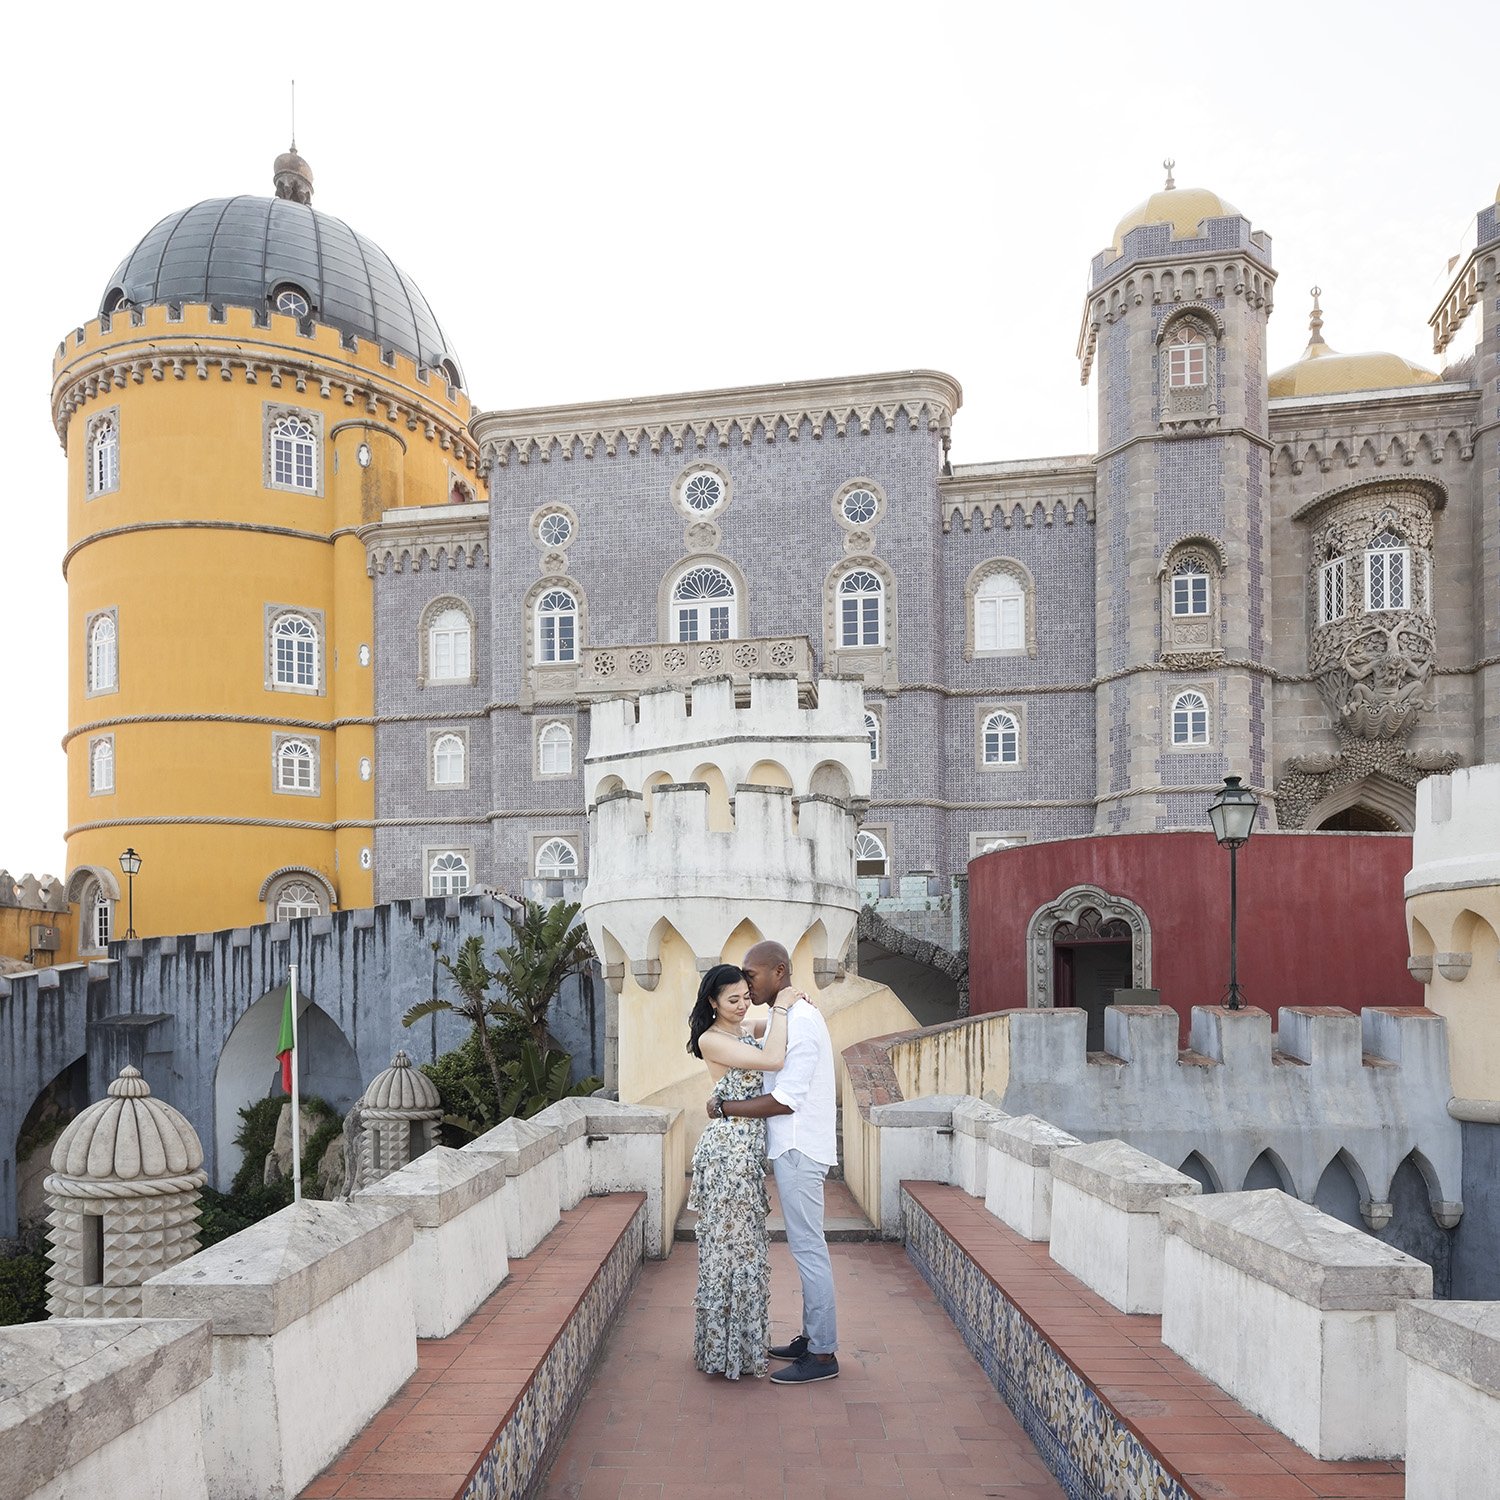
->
[1078, 163, 1277, 831]
[54, 146, 484, 943]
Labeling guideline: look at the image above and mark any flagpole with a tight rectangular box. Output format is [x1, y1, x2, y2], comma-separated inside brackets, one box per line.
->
[289, 963, 303, 1204]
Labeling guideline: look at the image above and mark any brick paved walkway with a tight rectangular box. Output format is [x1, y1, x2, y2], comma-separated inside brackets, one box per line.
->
[540, 1240, 1064, 1500]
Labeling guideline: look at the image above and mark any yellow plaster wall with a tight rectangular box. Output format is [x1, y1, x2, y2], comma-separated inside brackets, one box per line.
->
[1409, 889, 1500, 1106]
[57, 303, 482, 937]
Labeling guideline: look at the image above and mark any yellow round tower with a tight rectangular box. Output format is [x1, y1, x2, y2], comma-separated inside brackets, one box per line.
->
[54, 146, 483, 943]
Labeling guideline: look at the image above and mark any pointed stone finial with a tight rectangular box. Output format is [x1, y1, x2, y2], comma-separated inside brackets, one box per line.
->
[106, 1065, 152, 1099]
[1163, 157, 1176, 190]
[1308, 286, 1326, 347]
[273, 141, 314, 204]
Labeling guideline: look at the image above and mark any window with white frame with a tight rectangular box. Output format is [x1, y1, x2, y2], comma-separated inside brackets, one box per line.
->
[429, 851, 470, 896]
[535, 838, 579, 879]
[855, 831, 888, 877]
[1318, 558, 1347, 625]
[432, 733, 466, 786]
[672, 566, 736, 642]
[680, 471, 726, 514]
[1165, 327, 1209, 387]
[538, 512, 573, 547]
[269, 413, 318, 492]
[981, 710, 1021, 766]
[273, 285, 311, 317]
[90, 886, 112, 950]
[1171, 690, 1210, 746]
[536, 588, 579, 663]
[539, 721, 573, 775]
[89, 416, 119, 496]
[838, 569, 884, 648]
[1171, 562, 1210, 617]
[90, 737, 114, 794]
[275, 882, 323, 919]
[1364, 532, 1410, 612]
[88, 613, 117, 694]
[863, 711, 880, 764]
[428, 606, 472, 682]
[271, 612, 320, 690]
[975, 572, 1025, 651]
[276, 737, 317, 792]
[841, 487, 879, 526]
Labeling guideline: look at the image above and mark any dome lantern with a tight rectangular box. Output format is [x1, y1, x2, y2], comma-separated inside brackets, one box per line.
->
[1107, 161, 1242, 257]
[356, 1050, 443, 1186]
[273, 140, 314, 204]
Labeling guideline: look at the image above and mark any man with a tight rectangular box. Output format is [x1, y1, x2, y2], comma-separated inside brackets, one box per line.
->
[706, 938, 839, 1383]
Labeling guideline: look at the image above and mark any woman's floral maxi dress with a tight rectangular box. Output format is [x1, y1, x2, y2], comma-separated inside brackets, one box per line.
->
[689, 1048, 771, 1378]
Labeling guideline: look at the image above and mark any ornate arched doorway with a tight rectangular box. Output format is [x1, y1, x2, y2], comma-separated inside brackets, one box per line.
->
[1026, 885, 1151, 1048]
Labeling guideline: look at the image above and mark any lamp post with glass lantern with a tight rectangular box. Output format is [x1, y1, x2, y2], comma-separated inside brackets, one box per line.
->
[118, 847, 142, 940]
[1206, 776, 1259, 1010]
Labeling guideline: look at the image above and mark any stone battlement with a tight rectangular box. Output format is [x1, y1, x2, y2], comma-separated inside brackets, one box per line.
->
[0, 871, 68, 913]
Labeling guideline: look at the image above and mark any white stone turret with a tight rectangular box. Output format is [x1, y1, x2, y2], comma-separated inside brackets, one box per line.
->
[582, 673, 874, 1104]
[45, 1065, 205, 1317]
[358, 1050, 443, 1184]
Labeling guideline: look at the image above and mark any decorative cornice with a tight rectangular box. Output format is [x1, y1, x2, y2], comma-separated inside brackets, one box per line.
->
[1429, 242, 1496, 355]
[1272, 402, 1479, 477]
[361, 503, 491, 576]
[939, 458, 1096, 533]
[1288, 474, 1449, 525]
[472, 369, 962, 471]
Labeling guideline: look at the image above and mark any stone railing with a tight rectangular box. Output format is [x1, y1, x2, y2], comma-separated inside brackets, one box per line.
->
[1399, 1299, 1500, 1497]
[579, 636, 814, 698]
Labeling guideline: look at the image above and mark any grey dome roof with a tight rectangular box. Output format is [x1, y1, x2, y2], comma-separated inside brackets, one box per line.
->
[101, 196, 464, 387]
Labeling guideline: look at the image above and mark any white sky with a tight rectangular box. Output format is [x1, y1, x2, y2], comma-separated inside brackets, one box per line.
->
[1, 0, 1494, 881]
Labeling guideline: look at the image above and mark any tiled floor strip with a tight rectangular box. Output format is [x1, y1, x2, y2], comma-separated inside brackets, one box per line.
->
[300, 1193, 646, 1500]
[902, 1182, 1405, 1500]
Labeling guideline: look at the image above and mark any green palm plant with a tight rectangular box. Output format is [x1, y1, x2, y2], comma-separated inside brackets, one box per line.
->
[492, 899, 594, 1048]
[402, 935, 508, 1113]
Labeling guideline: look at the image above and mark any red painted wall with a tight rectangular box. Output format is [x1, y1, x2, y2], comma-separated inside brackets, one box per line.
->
[968, 832, 1417, 1033]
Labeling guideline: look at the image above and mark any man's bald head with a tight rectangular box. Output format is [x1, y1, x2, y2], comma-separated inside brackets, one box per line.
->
[741, 940, 791, 1006]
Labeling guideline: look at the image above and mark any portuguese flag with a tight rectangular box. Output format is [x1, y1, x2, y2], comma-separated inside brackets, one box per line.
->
[276, 983, 296, 1093]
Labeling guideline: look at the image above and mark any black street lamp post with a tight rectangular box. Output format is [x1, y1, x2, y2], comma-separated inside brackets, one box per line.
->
[119, 847, 142, 939]
[1206, 776, 1259, 1010]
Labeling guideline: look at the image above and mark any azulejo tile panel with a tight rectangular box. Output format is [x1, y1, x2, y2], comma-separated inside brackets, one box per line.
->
[902, 1190, 1190, 1500]
[463, 1203, 645, 1500]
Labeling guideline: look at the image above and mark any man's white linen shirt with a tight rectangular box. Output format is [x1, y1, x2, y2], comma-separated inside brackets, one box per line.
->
[762, 998, 838, 1167]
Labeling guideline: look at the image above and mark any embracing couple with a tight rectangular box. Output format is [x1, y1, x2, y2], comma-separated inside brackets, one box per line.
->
[686, 941, 839, 1384]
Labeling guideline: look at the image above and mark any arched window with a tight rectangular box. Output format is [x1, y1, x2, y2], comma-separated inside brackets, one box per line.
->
[838, 569, 884, 648]
[975, 572, 1025, 651]
[535, 838, 579, 879]
[90, 886, 112, 951]
[671, 566, 736, 643]
[1165, 325, 1209, 387]
[863, 711, 880, 763]
[981, 710, 1020, 765]
[272, 613, 320, 690]
[1171, 560, 1210, 617]
[89, 417, 119, 495]
[90, 738, 114, 794]
[536, 588, 579, 664]
[275, 882, 323, 919]
[430, 851, 470, 896]
[88, 614, 117, 693]
[855, 831, 888, 877]
[1171, 691, 1210, 746]
[427, 604, 473, 683]
[1365, 530, 1410, 612]
[539, 721, 573, 775]
[277, 737, 316, 792]
[433, 733, 465, 786]
[270, 414, 318, 491]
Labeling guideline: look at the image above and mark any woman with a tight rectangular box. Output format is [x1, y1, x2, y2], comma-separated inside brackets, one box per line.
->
[687, 963, 792, 1379]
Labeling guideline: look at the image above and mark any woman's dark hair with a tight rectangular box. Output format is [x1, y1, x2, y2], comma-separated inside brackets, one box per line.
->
[687, 964, 748, 1058]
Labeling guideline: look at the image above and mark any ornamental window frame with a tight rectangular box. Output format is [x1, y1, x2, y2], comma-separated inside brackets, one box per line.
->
[429, 729, 469, 790]
[1169, 688, 1212, 748]
[533, 506, 577, 550]
[837, 568, 886, 648]
[1364, 532, 1412, 613]
[536, 719, 575, 779]
[524, 576, 589, 675]
[668, 562, 739, 644]
[1158, 538, 1226, 658]
[863, 707, 885, 768]
[85, 608, 118, 697]
[265, 605, 326, 696]
[275, 881, 323, 920]
[966, 558, 1035, 659]
[855, 828, 890, 879]
[272, 733, 320, 796]
[1171, 564, 1211, 617]
[831, 477, 888, 532]
[259, 866, 335, 921]
[426, 848, 473, 897]
[263, 404, 324, 496]
[977, 705, 1025, 769]
[672, 463, 733, 521]
[85, 407, 120, 498]
[419, 595, 477, 687]
[534, 836, 581, 881]
[535, 585, 581, 664]
[1156, 309, 1222, 428]
[89, 735, 114, 796]
[85, 882, 113, 953]
[1318, 557, 1347, 625]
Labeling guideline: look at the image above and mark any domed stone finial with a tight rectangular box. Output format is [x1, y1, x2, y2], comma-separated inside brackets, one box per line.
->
[273, 141, 314, 204]
[106, 1064, 152, 1098]
[1308, 286, 1326, 347]
[1163, 157, 1176, 190]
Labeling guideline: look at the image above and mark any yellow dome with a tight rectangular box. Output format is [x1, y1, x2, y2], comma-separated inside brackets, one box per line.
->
[1268, 289, 1440, 398]
[1110, 165, 1241, 253]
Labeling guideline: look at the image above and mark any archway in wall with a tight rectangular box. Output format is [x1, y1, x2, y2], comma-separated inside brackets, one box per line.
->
[213, 986, 362, 1191]
[720, 917, 763, 967]
[689, 763, 734, 833]
[1024, 885, 1151, 1028]
[1242, 1149, 1292, 1193]
[1312, 1151, 1366, 1228]
[13, 1055, 88, 1226]
[1178, 1151, 1222, 1194]
[1316, 806, 1402, 831]
[1305, 773, 1415, 833]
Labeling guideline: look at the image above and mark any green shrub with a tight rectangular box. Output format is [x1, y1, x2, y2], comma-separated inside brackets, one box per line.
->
[229, 1093, 334, 1195]
[197, 1183, 292, 1248]
[0, 1225, 51, 1326]
[421, 1017, 530, 1138]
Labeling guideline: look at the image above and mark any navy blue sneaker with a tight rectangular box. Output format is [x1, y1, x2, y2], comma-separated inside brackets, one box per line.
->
[769, 1334, 809, 1361]
[769, 1354, 839, 1384]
